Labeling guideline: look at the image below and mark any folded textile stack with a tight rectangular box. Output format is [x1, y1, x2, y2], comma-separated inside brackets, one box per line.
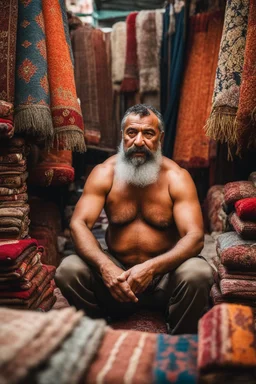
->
[29, 197, 61, 266]
[211, 231, 256, 307]
[198, 303, 256, 383]
[0, 137, 30, 239]
[86, 328, 157, 384]
[204, 185, 227, 233]
[0, 307, 106, 384]
[0, 101, 15, 139]
[0, 239, 56, 311]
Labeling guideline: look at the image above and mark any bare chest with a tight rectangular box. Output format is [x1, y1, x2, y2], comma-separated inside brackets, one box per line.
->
[105, 182, 173, 229]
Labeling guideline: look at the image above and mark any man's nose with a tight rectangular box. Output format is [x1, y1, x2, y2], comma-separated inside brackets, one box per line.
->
[134, 132, 144, 146]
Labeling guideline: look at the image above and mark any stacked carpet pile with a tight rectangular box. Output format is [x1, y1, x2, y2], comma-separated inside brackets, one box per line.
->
[0, 101, 15, 139]
[210, 178, 256, 307]
[0, 137, 30, 239]
[204, 185, 227, 233]
[1, 303, 256, 383]
[0, 239, 56, 311]
[198, 303, 256, 383]
[0, 307, 106, 384]
[29, 197, 61, 266]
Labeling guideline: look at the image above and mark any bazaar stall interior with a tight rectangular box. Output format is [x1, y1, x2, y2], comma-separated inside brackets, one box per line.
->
[0, 0, 256, 383]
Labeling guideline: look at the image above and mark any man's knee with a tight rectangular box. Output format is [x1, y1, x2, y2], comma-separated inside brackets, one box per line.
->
[175, 257, 214, 291]
[55, 254, 92, 290]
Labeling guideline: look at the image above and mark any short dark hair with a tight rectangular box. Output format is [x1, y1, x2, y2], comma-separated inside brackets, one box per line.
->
[121, 104, 165, 132]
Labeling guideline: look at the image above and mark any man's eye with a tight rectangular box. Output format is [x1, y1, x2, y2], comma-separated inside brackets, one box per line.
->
[128, 131, 136, 137]
[145, 132, 154, 138]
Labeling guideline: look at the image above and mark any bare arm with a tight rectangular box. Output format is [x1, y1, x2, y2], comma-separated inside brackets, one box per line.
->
[118, 168, 204, 291]
[70, 162, 138, 303]
[70, 163, 113, 270]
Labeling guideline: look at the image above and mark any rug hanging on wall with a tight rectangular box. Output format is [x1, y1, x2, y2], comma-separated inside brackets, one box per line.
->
[42, 0, 85, 152]
[121, 12, 139, 93]
[14, 0, 53, 141]
[173, 10, 223, 168]
[235, 0, 256, 153]
[71, 23, 101, 146]
[0, 0, 18, 104]
[204, 0, 249, 151]
[93, 28, 116, 149]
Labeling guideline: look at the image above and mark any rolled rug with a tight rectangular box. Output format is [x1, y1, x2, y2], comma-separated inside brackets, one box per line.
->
[14, 0, 53, 141]
[229, 212, 256, 240]
[205, 0, 249, 151]
[235, 198, 256, 221]
[28, 149, 74, 187]
[42, 0, 85, 152]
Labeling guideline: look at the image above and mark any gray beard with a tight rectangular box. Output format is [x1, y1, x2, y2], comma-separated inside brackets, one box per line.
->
[115, 140, 162, 187]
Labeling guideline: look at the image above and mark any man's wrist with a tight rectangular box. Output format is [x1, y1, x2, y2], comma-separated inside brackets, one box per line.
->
[144, 259, 158, 277]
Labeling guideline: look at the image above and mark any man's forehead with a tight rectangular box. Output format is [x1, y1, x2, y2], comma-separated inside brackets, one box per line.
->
[124, 112, 159, 129]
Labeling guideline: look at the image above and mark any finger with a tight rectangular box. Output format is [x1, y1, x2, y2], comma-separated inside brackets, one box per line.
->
[117, 271, 129, 282]
[120, 282, 138, 303]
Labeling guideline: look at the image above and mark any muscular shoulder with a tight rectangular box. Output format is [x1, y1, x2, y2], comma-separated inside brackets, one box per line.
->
[162, 157, 196, 200]
[84, 155, 117, 194]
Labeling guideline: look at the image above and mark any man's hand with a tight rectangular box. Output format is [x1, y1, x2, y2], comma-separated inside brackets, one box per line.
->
[101, 263, 138, 303]
[117, 262, 154, 295]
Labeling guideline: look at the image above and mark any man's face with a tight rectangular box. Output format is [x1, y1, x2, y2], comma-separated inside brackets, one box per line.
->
[122, 112, 163, 166]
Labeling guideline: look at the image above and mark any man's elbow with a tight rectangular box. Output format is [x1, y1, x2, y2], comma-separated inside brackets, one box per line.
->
[69, 217, 79, 237]
[195, 232, 204, 254]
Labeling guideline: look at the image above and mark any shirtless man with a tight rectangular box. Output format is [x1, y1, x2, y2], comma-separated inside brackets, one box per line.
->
[55, 104, 213, 334]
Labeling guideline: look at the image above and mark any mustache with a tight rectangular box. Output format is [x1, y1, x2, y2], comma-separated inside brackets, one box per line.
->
[125, 145, 153, 157]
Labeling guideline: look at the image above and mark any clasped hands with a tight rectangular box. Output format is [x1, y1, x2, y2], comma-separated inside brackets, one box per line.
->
[101, 262, 154, 303]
